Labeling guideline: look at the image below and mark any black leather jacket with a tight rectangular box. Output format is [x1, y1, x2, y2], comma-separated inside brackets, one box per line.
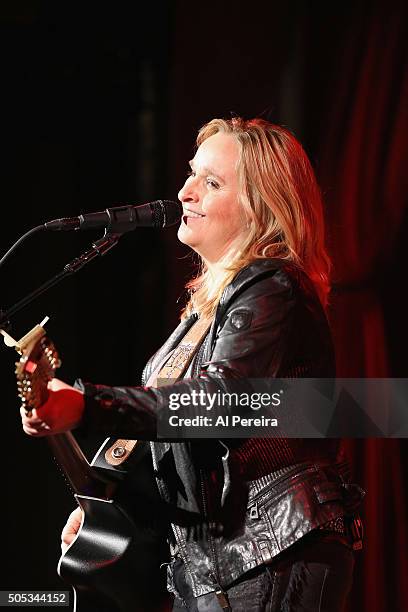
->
[82, 260, 361, 598]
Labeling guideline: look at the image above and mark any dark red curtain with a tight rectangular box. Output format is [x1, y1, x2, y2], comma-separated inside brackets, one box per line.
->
[317, 5, 408, 610]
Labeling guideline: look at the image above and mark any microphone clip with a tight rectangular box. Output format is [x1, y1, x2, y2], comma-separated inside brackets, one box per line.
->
[64, 232, 122, 274]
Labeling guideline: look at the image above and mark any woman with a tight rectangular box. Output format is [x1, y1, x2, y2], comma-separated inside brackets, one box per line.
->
[22, 118, 361, 611]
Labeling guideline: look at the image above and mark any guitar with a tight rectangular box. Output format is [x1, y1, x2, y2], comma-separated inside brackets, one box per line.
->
[2, 319, 169, 612]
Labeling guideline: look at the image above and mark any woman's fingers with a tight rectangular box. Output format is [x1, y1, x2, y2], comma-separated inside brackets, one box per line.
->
[22, 424, 50, 436]
[61, 507, 83, 553]
[20, 406, 51, 436]
[20, 405, 38, 421]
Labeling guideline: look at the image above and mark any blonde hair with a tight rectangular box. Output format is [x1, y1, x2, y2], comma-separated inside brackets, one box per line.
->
[182, 117, 331, 318]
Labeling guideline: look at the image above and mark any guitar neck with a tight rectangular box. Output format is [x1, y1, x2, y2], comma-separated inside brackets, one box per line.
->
[47, 432, 114, 499]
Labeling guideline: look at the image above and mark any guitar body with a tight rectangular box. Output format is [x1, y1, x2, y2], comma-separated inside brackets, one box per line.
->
[60, 494, 167, 612]
[59, 440, 170, 612]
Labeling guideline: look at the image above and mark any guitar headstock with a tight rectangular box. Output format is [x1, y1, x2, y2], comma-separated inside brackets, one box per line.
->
[1, 319, 61, 414]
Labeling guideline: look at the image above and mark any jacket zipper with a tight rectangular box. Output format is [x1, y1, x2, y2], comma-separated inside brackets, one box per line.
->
[247, 463, 318, 516]
[193, 335, 208, 377]
[200, 469, 231, 610]
[249, 501, 259, 519]
[150, 444, 198, 594]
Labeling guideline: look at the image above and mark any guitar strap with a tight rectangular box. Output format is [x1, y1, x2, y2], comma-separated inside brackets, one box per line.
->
[105, 315, 212, 466]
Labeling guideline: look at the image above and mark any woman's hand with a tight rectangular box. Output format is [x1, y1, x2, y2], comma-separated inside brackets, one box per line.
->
[20, 377, 85, 437]
[61, 506, 83, 553]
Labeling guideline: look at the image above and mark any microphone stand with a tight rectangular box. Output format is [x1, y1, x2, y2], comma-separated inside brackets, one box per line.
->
[0, 232, 121, 330]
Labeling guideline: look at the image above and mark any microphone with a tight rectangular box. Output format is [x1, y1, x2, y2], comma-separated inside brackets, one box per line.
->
[44, 200, 182, 233]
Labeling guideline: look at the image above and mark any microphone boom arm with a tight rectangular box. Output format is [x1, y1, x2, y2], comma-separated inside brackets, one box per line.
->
[0, 232, 121, 330]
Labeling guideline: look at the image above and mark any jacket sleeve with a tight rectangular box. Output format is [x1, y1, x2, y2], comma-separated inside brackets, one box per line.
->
[76, 269, 297, 439]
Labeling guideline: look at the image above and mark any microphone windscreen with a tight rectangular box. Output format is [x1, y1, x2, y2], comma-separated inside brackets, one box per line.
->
[153, 200, 182, 228]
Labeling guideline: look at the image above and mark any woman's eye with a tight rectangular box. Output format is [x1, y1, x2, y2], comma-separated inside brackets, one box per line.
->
[187, 170, 196, 178]
[206, 178, 220, 189]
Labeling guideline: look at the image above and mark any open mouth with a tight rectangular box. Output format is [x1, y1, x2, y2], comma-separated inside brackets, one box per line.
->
[183, 207, 205, 218]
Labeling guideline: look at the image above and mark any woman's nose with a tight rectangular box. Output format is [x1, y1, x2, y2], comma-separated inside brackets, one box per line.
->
[178, 177, 199, 203]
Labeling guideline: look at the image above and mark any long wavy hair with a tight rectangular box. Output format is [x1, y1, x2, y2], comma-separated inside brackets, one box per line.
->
[182, 117, 331, 318]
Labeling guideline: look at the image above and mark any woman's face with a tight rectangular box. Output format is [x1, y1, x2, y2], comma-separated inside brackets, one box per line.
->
[177, 132, 247, 264]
